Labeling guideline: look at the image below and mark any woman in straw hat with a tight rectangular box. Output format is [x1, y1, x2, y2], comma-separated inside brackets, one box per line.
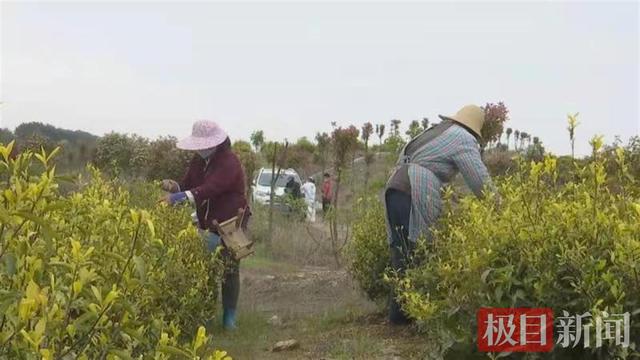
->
[160, 120, 248, 330]
[384, 104, 494, 325]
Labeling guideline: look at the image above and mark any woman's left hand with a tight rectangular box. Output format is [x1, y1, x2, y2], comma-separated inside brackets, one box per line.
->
[158, 192, 189, 206]
[158, 194, 171, 205]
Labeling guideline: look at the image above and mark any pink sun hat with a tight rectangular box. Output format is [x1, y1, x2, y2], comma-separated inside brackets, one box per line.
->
[177, 120, 229, 150]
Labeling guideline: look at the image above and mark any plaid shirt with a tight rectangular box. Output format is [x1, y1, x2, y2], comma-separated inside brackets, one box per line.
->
[397, 124, 492, 242]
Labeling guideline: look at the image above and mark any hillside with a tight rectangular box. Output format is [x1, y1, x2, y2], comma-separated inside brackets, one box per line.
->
[1, 121, 99, 172]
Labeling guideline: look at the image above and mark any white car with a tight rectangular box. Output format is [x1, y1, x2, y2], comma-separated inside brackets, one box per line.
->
[252, 168, 301, 205]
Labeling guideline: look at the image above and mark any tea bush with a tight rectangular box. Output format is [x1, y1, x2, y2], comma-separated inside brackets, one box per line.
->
[345, 196, 389, 302]
[0, 142, 230, 359]
[350, 138, 640, 359]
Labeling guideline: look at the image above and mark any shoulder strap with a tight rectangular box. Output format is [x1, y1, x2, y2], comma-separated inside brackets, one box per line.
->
[399, 121, 455, 163]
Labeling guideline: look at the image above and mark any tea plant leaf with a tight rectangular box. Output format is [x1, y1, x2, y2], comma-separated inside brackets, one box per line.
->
[91, 286, 102, 304]
[1, 147, 227, 357]
[133, 256, 146, 282]
[107, 349, 133, 360]
[121, 327, 145, 344]
[13, 211, 57, 244]
[3, 253, 17, 276]
[157, 344, 192, 358]
[480, 268, 492, 284]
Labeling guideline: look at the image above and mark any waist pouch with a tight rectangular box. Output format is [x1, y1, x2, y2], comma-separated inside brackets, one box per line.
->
[211, 208, 254, 261]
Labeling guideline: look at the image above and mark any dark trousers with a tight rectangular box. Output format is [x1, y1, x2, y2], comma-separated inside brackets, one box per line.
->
[322, 198, 332, 216]
[385, 189, 414, 325]
[204, 233, 240, 312]
[221, 251, 240, 311]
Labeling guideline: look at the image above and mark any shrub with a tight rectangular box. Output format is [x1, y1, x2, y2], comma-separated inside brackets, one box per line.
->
[483, 150, 517, 177]
[395, 141, 640, 358]
[345, 196, 390, 302]
[349, 138, 640, 359]
[0, 142, 229, 359]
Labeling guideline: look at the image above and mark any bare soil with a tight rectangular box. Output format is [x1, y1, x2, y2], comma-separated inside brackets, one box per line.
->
[208, 258, 426, 360]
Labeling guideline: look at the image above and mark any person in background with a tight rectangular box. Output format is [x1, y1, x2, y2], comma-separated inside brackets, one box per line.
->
[160, 120, 248, 331]
[301, 177, 317, 222]
[384, 105, 494, 325]
[321, 172, 333, 217]
[284, 175, 302, 199]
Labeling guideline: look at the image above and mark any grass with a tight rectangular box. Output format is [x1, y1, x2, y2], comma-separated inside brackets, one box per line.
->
[207, 310, 275, 358]
[207, 308, 380, 359]
[205, 302, 425, 360]
[327, 333, 386, 360]
[241, 243, 298, 273]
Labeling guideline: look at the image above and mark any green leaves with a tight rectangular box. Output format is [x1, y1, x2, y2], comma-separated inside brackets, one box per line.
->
[0, 140, 15, 162]
[1, 147, 224, 358]
[133, 256, 146, 282]
[157, 344, 193, 358]
[345, 197, 390, 302]
[351, 146, 640, 358]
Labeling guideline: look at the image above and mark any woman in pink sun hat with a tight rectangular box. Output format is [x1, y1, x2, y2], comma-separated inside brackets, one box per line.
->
[160, 119, 248, 330]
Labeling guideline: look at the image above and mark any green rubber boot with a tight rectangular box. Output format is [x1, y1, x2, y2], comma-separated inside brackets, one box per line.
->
[222, 308, 237, 330]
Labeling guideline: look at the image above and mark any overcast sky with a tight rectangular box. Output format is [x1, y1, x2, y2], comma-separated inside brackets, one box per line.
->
[1, 1, 638, 156]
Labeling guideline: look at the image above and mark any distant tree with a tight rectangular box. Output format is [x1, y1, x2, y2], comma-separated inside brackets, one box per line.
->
[130, 135, 151, 176]
[20, 133, 55, 154]
[567, 113, 580, 159]
[314, 132, 331, 175]
[390, 119, 401, 137]
[481, 102, 509, 150]
[287, 137, 316, 173]
[295, 136, 315, 154]
[505, 128, 513, 150]
[94, 132, 149, 178]
[383, 120, 407, 154]
[13, 122, 97, 171]
[261, 141, 288, 169]
[526, 136, 545, 162]
[383, 135, 406, 154]
[361, 122, 375, 188]
[421, 117, 430, 130]
[349, 134, 363, 195]
[376, 124, 386, 146]
[514, 130, 521, 151]
[361, 123, 374, 147]
[520, 132, 529, 151]
[406, 120, 422, 139]
[232, 140, 258, 197]
[15, 122, 97, 146]
[329, 126, 360, 266]
[266, 140, 289, 250]
[146, 136, 192, 181]
[250, 130, 265, 152]
[78, 142, 87, 161]
[0, 128, 14, 144]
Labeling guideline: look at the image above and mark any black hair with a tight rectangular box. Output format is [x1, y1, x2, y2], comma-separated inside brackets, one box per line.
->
[219, 137, 231, 150]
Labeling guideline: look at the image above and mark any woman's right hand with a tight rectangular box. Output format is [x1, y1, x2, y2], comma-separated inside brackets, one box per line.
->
[161, 179, 179, 193]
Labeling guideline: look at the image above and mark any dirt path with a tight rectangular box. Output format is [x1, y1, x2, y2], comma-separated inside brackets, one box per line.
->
[241, 264, 363, 317]
[208, 257, 425, 359]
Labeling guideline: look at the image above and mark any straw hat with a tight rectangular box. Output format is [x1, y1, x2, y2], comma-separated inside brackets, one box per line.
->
[439, 105, 486, 138]
[177, 120, 228, 150]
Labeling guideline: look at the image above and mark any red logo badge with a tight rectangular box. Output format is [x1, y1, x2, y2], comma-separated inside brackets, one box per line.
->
[477, 308, 554, 352]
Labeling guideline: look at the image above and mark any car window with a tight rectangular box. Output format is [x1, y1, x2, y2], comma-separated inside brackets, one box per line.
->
[257, 172, 291, 187]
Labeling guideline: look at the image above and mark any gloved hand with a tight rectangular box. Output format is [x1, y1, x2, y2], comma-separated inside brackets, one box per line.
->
[161, 179, 180, 193]
[158, 191, 189, 205]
